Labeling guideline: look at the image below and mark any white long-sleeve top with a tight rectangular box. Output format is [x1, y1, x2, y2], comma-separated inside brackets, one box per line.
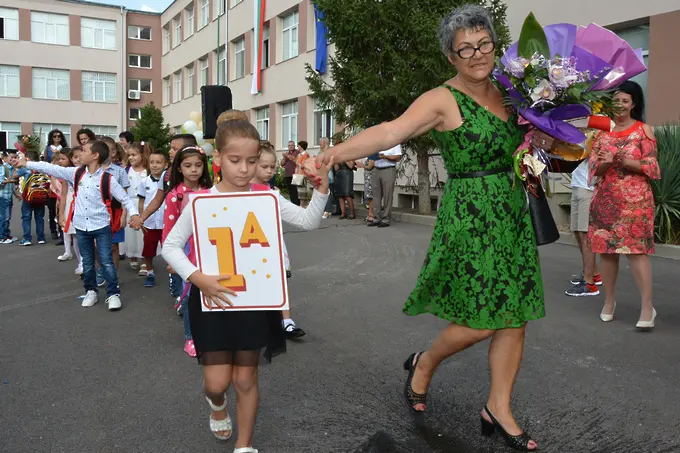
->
[26, 161, 139, 232]
[162, 186, 329, 281]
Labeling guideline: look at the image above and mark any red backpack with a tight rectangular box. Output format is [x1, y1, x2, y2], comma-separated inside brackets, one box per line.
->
[22, 171, 51, 206]
[64, 166, 124, 234]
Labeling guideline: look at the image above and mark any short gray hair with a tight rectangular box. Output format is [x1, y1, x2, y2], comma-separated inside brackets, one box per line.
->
[437, 4, 497, 56]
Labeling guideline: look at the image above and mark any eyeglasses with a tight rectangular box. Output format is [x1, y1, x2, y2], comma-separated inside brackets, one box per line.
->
[454, 40, 495, 59]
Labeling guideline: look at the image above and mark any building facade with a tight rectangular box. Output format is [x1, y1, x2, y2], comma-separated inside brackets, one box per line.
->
[0, 0, 162, 150]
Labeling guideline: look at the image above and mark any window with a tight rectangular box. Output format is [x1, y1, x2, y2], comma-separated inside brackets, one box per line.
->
[128, 25, 151, 40]
[32, 68, 69, 100]
[128, 79, 152, 93]
[186, 4, 195, 37]
[173, 125, 182, 135]
[128, 54, 152, 69]
[186, 64, 194, 97]
[261, 26, 270, 68]
[255, 107, 269, 140]
[218, 0, 226, 16]
[0, 65, 20, 97]
[33, 123, 70, 149]
[282, 11, 299, 61]
[163, 26, 170, 53]
[31, 12, 69, 45]
[174, 70, 182, 102]
[314, 99, 335, 146]
[82, 72, 116, 103]
[281, 100, 298, 144]
[200, 0, 210, 28]
[0, 122, 21, 153]
[217, 47, 226, 85]
[231, 0, 243, 7]
[173, 15, 181, 48]
[0, 8, 19, 41]
[200, 57, 209, 87]
[129, 108, 141, 121]
[83, 125, 117, 139]
[616, 25, 649, 97]
[163, 77, 170, 106]
[81, 18, 116, 50]
[234, 37, 245, 79]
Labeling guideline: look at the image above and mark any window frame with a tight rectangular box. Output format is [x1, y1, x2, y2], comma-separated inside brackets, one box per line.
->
[128, 78, 152, 93]
[200, 57, 209, 88]
[217, 47, 226, 85]
[30, 11, 70, 46]
[0, 65, 20, 98]
[281, 100, 298, 145]
[281, 11, 299, 61]
[173, 15, 182, 48]
[163, 77, 170, 106]
[261, 26, 270, 68]
[128, 54, 152, 69]
[200, 0, 210, 29]
[186, 64, 194, 98]
[234, 37, 245, 79]
[0, 7, 20, 41]
[174, 70, 182, 103]
[127, 25, 152, 40]
[32, 68, 70, 100]
[81, 71, 117, 103]
[255, 107, 269, 141]
[80, 17, 116, 50]
[186, 4, 195, 37]
[129, 108, 142, 121]
[33, 123, 71, 149]
[83, 125, 117, 139]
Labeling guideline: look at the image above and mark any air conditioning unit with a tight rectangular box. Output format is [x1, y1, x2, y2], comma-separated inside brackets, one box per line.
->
[128, 90, 141, 100]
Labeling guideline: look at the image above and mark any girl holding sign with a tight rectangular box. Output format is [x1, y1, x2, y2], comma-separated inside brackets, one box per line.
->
[161, 118, 332, 453]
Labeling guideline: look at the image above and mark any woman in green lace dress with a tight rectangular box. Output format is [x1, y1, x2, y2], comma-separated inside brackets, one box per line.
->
[316, 5, 551, 451]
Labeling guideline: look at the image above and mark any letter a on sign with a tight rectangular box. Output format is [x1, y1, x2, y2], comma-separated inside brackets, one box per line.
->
[239, 212, 270, 247]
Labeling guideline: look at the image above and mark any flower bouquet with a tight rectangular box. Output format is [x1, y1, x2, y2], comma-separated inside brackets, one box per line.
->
[495, 13, 647, 179]
[14, 131, 42, 158]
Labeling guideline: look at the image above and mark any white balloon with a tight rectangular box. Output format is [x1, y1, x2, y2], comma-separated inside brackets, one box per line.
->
[202, 143, 214, 155]
[193, 131, 204, 144]
[183, 120, 198, 134]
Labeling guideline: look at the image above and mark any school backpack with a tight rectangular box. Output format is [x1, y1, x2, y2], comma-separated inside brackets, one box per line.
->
[65, 166, 124, 234]
[22, 171, 51, 206]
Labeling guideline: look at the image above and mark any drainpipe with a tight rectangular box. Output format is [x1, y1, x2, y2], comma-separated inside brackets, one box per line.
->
[120, 6, 125, 134]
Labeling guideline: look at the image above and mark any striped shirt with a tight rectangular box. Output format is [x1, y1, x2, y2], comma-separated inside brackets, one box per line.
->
[26, 162, 139, 232]
[0, 163, 15, 199]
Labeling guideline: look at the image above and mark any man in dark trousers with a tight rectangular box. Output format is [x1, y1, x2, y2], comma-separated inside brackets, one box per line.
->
[280, 140, 300, 206]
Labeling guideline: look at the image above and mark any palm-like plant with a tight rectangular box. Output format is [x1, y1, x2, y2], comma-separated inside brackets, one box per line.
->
[651, 124, 680, 243]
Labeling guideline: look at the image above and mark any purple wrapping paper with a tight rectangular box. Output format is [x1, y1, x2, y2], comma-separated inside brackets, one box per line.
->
[520, 104, 591, 144]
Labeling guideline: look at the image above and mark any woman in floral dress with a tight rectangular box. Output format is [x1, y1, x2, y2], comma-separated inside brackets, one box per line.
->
[589, 81, 661, 329]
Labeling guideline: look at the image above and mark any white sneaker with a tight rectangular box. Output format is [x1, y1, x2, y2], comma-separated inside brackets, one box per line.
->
[82, 290, 98, 307]
[38, 240, 46, 244]
[138, 264, 148, 276]
[58, 253, 73, 261]
[130, 261, 140, 270]
[75, 267, 83, 275]
[107, 294, 122, 311]
[0, 239, 12, 244]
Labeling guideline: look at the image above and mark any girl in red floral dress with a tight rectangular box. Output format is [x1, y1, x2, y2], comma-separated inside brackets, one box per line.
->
[588, 81, 661, 329]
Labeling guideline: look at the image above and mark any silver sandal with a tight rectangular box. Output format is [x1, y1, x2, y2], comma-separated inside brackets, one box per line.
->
[205, 395, 232, 441]
[234, 448, 258, 453]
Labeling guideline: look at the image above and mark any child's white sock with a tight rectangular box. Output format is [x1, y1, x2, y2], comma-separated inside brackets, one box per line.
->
[147, 270, 154, 276]
[64, 233, 72, 255]
[282, 318, 295, 328]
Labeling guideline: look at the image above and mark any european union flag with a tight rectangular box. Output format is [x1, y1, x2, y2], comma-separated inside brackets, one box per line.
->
[314, 5, 328, 74]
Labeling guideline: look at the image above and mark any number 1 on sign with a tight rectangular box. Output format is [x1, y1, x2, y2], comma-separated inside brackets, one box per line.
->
[208, 227, 247, 291]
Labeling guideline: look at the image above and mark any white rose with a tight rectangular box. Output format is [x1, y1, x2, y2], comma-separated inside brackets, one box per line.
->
[530, 79, 556, 102]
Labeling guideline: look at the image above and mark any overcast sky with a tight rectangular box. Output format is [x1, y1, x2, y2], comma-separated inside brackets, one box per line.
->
[84, 0, 174, 13]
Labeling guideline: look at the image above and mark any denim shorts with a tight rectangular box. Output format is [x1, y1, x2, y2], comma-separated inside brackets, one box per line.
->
[111, 227, 125, 244]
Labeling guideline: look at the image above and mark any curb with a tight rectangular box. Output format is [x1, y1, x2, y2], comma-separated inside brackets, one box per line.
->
[355, 207, 680, 261]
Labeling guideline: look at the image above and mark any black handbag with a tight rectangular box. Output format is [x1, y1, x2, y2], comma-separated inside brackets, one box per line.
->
[525, 177, 560, 246]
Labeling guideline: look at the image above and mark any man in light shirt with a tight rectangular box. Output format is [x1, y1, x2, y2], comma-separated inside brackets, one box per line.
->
[368, 144, 402, 228]
[565, 158, 601, 297]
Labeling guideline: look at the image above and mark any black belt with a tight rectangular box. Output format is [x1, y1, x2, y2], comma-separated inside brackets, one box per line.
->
[448, 167, 511, 179]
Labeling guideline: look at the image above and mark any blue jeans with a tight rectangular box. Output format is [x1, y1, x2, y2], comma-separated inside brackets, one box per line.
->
[0, 197, 12, 239]
[77, 226, 120, 297]
[169, 272, 183, 298]
[21, 200, 45, 242]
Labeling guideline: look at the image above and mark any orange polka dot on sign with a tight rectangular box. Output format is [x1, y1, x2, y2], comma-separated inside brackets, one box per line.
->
[262, 258, 267, 263]
[223, 207, 228, 211]
[252, 270, 257, 274]
[212, 213, 216, 218]
[266, 274, 271, 279]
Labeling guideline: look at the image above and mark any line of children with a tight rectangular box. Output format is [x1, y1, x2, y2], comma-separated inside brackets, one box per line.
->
[160, 116, 332, 453]
[17, 140, 141, 310]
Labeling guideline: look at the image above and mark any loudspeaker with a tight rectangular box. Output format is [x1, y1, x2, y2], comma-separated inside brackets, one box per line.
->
[201, 85, 233, 139]
[0, 132, 7, 151]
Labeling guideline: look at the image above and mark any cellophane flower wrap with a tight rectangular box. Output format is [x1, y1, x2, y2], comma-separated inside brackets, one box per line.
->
[494, 13, 647, 181]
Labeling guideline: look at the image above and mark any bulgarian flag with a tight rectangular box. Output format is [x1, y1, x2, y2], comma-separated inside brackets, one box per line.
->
[251, 0, 266, 94]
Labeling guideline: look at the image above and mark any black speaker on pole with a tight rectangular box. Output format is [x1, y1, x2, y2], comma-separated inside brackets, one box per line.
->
[0, 132, 7, 151]
[201, 85, 233, 139]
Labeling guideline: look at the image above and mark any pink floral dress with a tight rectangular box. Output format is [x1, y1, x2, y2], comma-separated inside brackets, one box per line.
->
[588, 121, 661, 254]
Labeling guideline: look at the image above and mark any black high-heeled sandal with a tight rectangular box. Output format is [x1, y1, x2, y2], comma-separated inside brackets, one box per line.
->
[340, 214, 348, 219]
[481, 406, 537, 451]
[403, 352, 427, 413]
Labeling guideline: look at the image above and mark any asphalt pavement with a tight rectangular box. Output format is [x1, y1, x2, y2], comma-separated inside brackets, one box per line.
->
[1, 204, 679, 453]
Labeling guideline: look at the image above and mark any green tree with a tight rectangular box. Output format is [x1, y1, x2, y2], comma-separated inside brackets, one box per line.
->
[129, 102, 172, 155]
[306, 0, 512, 214]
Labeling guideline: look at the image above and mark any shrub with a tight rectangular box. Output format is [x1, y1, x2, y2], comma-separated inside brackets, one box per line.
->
[651, 124, 680, 243]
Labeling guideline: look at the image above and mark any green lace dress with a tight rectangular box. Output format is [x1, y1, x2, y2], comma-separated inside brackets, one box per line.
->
[402, 85, 545, 329]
